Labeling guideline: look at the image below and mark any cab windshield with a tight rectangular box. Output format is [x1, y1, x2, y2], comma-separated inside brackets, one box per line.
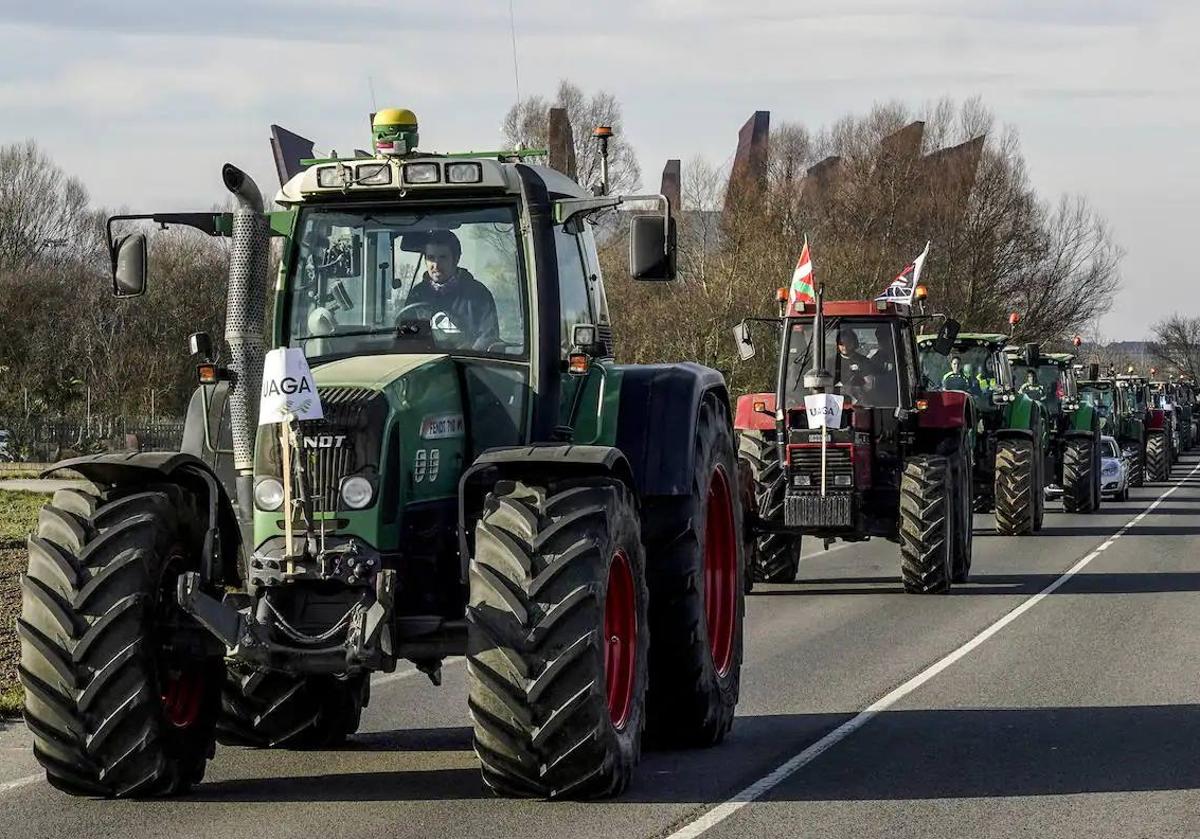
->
[1080, 386, 1116, 416]
[284, 205, 527, 360]
[921, 346, 996, 396]
[784, 317, 902, 408]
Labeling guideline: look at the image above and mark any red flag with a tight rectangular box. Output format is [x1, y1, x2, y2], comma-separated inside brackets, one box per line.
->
[785, 239, 814, 315]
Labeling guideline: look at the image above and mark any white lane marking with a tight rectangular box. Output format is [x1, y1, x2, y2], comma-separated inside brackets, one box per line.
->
[667, 459, 1200, 839]
[371, 656, 464, 688]
[798, 541, 856, 561]
[0, 774, 41, 794]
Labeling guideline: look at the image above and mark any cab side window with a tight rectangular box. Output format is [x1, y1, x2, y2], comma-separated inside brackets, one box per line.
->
[554, 224, 593, 357]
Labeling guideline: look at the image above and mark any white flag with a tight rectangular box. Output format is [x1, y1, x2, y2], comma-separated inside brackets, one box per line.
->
[804, 393, 844, 428]
[876, 241, 930, 305]
[259, 347, 324, 424]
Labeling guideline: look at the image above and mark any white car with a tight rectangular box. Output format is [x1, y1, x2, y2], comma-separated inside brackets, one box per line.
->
[0, 429, 12, 462]
[1099, 434, 1129, 500]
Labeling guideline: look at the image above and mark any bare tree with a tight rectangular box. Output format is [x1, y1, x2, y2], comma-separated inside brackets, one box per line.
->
[1148, 315, 1200, 380]
[502, 80, 641, 193]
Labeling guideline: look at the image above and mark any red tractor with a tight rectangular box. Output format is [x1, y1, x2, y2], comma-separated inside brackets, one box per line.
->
[733, 287, 974, 593]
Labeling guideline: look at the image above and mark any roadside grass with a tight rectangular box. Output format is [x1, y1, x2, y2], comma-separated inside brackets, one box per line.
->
[0, 489, 45, 716]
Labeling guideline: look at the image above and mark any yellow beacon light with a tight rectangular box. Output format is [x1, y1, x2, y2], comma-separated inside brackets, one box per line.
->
[373, 108, 419, 157]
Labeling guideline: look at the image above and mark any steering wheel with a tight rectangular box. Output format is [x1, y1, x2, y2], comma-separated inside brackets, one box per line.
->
[395, 301, 439, 322]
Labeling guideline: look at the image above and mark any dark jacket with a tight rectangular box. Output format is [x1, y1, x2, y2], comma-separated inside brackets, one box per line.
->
[404, 268, 500, 350]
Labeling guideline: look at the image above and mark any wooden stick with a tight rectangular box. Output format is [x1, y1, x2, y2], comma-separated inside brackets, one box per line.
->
[280, 416, 294, 565]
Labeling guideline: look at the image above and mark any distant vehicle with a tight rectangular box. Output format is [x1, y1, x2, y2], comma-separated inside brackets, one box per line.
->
[1099, 434, 1130, 500]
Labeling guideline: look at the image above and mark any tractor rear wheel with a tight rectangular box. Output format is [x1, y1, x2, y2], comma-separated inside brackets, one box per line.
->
[899, 454, 954, 594]
[467, 479, 648, 799]
[737, 431, 802, 584]
[1061, 438, 1097, 513]
[18, 484, 221, 797]
[994, 439, 1036, 535]
[1146, 431, 1170, 482]
[217, 665, 367, 748]
[645, 393, 744, 747]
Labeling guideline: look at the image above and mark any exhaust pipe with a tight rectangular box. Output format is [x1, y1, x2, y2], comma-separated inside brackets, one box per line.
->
[222, 163, 270, 522]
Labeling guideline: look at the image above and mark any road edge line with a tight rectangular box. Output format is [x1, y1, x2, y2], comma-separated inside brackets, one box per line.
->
[665, 458, 1200, 839]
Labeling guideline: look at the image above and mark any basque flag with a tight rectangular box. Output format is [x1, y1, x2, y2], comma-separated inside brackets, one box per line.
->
[785, 238, 815, 315]
[877, 241, 930, 305]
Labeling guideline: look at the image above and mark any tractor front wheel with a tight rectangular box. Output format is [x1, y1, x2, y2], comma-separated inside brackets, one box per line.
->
[737, 430, 802, 585]
[1061, 438, 1097, 513]
[899, 454, 954, 594]
[1146, 431, 1170, 482]
[467, 479, 648, 799]
[994, 439, 1037, 536]
[18, 484, 221, 797]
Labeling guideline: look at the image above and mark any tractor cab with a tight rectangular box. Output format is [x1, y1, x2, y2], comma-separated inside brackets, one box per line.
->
[918, 333, 1015, 407]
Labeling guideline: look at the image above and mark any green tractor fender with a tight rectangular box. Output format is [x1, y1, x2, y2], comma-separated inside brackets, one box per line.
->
[997, 394, 1040, 440]
[46, 452, 243, 589]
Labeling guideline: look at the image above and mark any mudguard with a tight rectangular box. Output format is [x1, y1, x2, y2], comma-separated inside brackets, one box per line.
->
[456, 444, 637, 578]
[918, 390, 971, 429]
[734, 392, 777, 432]
[47, 451, 243, 587]
[612, 362, 730, 497]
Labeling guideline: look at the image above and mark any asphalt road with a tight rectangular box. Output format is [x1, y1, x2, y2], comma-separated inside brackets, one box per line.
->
[3, 451, 1198, 839]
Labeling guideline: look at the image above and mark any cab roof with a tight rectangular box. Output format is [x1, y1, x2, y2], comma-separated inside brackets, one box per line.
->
[789, 300, 911, 317]
[916, 332, 1007, 348]
[275, 156, 590, 205]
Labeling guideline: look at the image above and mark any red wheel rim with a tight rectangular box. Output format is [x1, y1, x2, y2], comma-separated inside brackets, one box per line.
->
[603, 549, 638, 730]
[704, 466, 737, 676]
[161, 668, 205, 729]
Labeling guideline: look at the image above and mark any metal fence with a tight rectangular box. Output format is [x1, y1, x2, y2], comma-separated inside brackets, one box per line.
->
[0, 416, 185, 463]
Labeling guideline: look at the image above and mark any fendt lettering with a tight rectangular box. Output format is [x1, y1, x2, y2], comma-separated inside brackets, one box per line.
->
[302, 435, 346, 449]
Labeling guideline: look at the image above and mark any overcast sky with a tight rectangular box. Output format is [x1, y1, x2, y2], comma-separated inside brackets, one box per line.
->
[2, 0, 1196, 340]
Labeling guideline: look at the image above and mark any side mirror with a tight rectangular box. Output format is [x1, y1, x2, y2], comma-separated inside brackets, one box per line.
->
[1088, 362, 1100, 381]
[931, 317, 960, 356]
[732, 321, 756, 361]
[629, 214, 677, 281]
[111, 233, 148, 297]
[1024, 342, 1040, 369]
[188, 332, 214, 361]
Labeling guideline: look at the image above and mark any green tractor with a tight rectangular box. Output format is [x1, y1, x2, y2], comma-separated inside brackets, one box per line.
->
[17, 114, 747, 799]
[918, 334, 1047, 534]
[1078, 372, 1147, 487]
[1007, 348, 1102, 514]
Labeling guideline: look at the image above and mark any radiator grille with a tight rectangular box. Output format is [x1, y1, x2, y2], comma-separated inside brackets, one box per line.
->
[788, 445, 853, 487]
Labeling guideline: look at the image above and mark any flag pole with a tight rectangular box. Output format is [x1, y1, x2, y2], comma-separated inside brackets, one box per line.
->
[280, 412, 294, 567]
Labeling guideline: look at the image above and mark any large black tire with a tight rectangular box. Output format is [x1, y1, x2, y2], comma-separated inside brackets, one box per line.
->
[467, 479, 649, 799]
[949, 441, 974, 584]
[217, 665, 367, 748]
[1146, 431, 1170, 482]
[1061, 438, 1097, 513]
[899, 454, 953, 594]
[18, 484, 221, 797]
[1127, 443, 1145, 488]
[737, 431, 802, 584]
[645, 393, 744, 747]
[994, 438, 1036, 536]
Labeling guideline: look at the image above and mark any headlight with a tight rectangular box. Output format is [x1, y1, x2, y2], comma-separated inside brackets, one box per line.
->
[316, 165, 347, 188]
[356, 162, 393, 186]
[340, 476, 375, 510]
[403, 162, 440, 184]
[793, 474, 812, 487]
[254, 478, 284, 511]
[833, 474, 852, 487]
[445, 162, 482, 184]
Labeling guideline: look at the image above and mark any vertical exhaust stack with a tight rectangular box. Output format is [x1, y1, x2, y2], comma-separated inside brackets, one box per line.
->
[221, 163, 270, 521]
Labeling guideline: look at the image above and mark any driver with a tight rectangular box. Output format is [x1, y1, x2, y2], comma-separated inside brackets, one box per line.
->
[835, 329, 878, 402]
[403, 230, 500, 350]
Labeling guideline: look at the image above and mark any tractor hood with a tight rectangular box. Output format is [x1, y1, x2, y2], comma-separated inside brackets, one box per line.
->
[252, 352, 470, 552]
